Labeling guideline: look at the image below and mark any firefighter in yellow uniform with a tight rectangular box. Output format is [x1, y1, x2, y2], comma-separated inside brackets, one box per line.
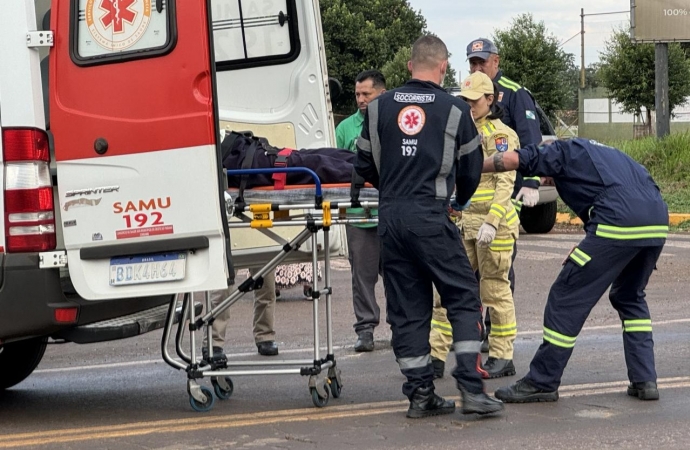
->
[430, 71, 519, 379]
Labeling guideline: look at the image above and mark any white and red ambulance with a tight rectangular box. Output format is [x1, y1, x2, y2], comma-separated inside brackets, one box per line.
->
[0, 0, 336, 390]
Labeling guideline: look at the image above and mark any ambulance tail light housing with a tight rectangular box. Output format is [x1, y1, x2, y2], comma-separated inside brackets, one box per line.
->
[2, 128, 56, 252]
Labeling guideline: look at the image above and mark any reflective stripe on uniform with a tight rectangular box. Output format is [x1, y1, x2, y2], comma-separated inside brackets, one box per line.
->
[489, 203, 507, 220]
[595, 224, 669, 240]
[543, 326, 577, 349]
[356, 136, 372, 152]
[368, 98, 381, 174]
[490, 322, 517, 337]
[436, 105, 462, 200]
[569, 248, 591, 267]
[431, 319, 453, 336]
[454, 340, 481, 354]
[489, 238, 515, 252]
[480, 122, 497, 137]
[623, 319, 653, 333]
[523, 176, 540, 182]
[458, 134, 481, 158]
[471, 189, 495, 202]
[498, 77, 520, 92]
[512, 199, 523, 213]
[505, 208, 518, 225]
[397, 354, 431, 369]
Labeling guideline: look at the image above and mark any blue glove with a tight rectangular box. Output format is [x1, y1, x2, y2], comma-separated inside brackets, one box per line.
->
[450, 199, 471, 211]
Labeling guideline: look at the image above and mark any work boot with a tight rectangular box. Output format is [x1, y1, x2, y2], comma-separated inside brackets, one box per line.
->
[480, 337, 490, 353]
[406, 386, 456, 418]
[202, 346, 227, 364]
[459, 389, 505, 415]
[494, 378, 559, 403]
[354, 331, 374, 352]
[482, 357, 516, 379]
[431, 357, 445, 379]
[627, 381, 659, 401]
[257, 341, 279, 356]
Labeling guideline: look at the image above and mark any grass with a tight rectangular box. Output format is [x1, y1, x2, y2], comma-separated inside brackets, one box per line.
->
[608, 132, 690, 213]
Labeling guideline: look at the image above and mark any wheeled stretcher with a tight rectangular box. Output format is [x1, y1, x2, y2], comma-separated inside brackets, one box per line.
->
[161, 167, 378, 412]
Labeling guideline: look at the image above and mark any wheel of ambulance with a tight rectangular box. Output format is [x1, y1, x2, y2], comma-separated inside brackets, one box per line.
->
[328, 376, 342, 399]
[189, 386, 215, 412]
[310, 384, 330, 408]
[212, 376, 234, 400]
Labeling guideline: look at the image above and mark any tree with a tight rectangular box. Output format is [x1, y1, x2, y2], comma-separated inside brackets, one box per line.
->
[381, 46, 458, 90]
[599, 29, 690, 129]
[320, 0, 426, 114]
[492, 13, 574, 118]
[565, 63, 601, 110]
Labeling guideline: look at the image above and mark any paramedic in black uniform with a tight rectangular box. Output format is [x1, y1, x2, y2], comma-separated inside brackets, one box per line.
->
[354, 35, 504, 419]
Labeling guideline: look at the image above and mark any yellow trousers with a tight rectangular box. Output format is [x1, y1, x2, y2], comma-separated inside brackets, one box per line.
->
[430, 239, 516, 360]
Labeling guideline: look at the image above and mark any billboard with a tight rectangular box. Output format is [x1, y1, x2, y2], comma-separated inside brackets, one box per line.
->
[631, 0, 690, 42]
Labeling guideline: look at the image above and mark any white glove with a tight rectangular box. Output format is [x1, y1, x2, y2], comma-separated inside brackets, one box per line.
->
[516, 187, 539, 207]
[476, 223, 497, 246]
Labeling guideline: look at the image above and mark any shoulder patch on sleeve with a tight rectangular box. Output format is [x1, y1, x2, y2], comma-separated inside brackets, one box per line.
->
[494, 134, 509, 152]
[526, 110, 536, 120]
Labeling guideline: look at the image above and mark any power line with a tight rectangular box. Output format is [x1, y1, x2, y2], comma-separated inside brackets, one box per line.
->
[560, 31, 581, 47]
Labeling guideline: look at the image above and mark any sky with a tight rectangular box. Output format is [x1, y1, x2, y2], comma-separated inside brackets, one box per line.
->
[406, 0, 631, 83]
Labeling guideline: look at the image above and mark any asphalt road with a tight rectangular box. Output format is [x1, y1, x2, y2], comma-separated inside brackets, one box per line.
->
[2, 231, 690, 449]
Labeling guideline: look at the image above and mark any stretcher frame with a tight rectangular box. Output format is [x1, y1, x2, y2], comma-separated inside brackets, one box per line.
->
[161, 167, 379, 412]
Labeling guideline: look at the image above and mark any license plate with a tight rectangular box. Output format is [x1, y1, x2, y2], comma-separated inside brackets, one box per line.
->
[109, 252, 186, 286]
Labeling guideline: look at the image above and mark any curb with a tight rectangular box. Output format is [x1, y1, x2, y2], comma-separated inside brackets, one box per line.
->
[556, 213, 690, 226]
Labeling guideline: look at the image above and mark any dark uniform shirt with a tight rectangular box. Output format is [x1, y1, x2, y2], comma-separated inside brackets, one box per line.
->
[353, 79, 483, 217]
[494, 70, 542, 194]
[517, 138, 669, 247]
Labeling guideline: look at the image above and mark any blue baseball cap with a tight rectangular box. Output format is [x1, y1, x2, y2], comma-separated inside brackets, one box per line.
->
[466, 38, 498, 60]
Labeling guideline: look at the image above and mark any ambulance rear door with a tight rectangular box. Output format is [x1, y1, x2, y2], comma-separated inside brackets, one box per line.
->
[51, 0, 231, 300]
[211, 0, 344, 266]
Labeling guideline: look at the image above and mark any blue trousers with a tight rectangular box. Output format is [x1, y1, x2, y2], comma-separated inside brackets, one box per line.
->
[526, 235, 663, 391]
[379, 211, 484, 398]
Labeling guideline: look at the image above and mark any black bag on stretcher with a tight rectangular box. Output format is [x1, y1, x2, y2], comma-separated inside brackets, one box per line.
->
[221, 131, 356, 190]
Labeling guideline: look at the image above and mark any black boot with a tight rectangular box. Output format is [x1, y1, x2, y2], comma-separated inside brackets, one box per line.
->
[431, 357, 445, 379]
[627, 381, 659, 400]
[480, 337, 490, 353]
[459, 389, 505, 415]
[494, 378, 559, 403]
[482, 357, 516, 379]
[257, 340, 279, 356]
[354, 331, 374, 352]
[202, 346, 227, 364]
[406, 386, 456, 418]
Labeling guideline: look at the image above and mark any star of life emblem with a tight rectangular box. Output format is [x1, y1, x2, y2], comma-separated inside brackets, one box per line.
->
[398, 106, 426, 136]
[86, 0, 152, 51]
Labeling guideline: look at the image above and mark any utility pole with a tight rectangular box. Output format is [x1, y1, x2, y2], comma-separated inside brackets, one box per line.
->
[655, 43, 670, 138]
[580, 8, 585, 89]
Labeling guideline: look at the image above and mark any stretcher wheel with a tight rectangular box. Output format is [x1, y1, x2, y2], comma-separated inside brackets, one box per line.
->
[328, 377, 342, 399]
[310, 385, 330, 408]
[189, 386, 215, 412]
[212, 376, 234, 400]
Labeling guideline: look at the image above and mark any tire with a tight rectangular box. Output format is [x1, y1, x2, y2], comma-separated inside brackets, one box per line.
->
[0, 337, 48, 390]
[520, 201, 558, 234]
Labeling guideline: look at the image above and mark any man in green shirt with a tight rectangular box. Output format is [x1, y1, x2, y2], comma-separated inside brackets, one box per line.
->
[336, 70, 386, 352]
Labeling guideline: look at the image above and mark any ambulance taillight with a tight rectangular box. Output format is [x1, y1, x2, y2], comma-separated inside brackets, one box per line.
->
[1, 128, 56, 252]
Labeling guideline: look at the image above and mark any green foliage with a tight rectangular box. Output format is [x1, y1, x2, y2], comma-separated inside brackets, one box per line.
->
[599, 29, 690, 120]
[381, 46, 458, 90]
[381, 46, 411, 90]
[606, 132, 690, 213]
[492, 13, 574, 118]
[565, 64, 600, 110]
[320, 0, 426, 113]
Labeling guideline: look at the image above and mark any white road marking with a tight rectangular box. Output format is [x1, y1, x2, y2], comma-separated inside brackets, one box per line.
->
[36, 318, 690, 375]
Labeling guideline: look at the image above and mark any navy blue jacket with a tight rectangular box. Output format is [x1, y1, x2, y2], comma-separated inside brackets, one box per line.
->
[494, 71, 542, 195]
[518, 139, 669, 246]
[354, 79, 483, 217]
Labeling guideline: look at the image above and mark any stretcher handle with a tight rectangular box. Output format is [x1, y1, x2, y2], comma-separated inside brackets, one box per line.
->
[226, 167, 323, 196]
